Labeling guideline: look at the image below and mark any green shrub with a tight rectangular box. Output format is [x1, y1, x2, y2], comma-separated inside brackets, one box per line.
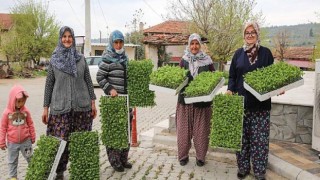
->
[128, 60, 156, 107]
[210, 94, 244, 151]
[184, 72, 224, 97]
[25, 135, 60, 180]
[99, 95, 129, 149]
[244, 62, 303, 94]
[149, 65, 187, 89]
[32, 69, 47, 77]
[69, 131, 100, 180]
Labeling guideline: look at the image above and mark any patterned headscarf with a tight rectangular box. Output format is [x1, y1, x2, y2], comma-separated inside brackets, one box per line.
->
[50, 26, 82, 77]
[102, 30, 128, 64]
[243, 21, 260, 65]
[182, 33, 213, 77]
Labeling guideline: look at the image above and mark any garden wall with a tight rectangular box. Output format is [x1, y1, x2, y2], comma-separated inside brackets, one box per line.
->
[270, 103, 313, 144]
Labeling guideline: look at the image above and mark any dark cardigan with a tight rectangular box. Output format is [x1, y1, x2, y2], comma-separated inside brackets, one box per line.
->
[227, 46, 274, 111]
[178, 59, 215, 107]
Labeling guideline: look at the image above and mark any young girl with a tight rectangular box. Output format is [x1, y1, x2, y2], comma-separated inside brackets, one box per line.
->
[0, 85, 36, 180]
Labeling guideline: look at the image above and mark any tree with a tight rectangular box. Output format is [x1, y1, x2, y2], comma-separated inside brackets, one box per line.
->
[273, 30, 290, 61]
[309, 28, 314, 37]
[167, 0, 263, 71]
[0, 0, 59, 65]
[125, 9, 145, 60]
[157, 46, 172, 67]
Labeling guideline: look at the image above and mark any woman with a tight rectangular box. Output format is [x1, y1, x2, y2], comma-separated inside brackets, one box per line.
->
[42, 26, 97, 180]
[226, 21, 274, 180]
[176, 33, 214, 167]
[96, 30, 132, 172]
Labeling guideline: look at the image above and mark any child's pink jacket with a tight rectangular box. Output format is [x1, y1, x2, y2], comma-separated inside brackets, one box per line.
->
[0, 85, 36, 147]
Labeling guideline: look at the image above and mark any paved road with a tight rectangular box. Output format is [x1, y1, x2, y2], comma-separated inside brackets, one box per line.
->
[0, 77, 286, 180]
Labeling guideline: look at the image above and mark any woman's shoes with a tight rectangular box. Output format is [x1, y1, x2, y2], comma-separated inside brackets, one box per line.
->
[113, 164, 125, 172]
[123, 162, 132, 169]
[255, 175, 266, 180]
[179, 157, 189, 166]
[237, 171, 249, 179]
[55, 172, 64, 180]
[196, 159, 205, 167]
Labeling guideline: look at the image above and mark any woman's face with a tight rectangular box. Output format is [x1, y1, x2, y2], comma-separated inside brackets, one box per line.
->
[189, 39, 200, 55]
[113, 39, 124, 50]
[62, 30, 73, 48]
[244, 26, 257, 45]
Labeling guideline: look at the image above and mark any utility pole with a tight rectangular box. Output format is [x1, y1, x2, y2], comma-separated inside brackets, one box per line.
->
[84, 0, 91, 57]
[99, 30, 102, 43]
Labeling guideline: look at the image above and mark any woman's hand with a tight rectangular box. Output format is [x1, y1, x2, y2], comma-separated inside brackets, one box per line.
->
[91, 100, 97, 119]
[110, 89, 118, 97]
[226, 90, 233, 95]
[42, 107, 49, 125]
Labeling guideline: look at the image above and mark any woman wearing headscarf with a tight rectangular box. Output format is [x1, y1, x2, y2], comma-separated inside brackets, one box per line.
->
[176, 33, 215, 167]
[226, 21, 274, 180]
[96, 30, 132, 172]
[42, 26, 97, 180]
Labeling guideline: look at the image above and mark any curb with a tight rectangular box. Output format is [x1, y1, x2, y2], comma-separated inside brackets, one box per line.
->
[268, 154, 320, 180]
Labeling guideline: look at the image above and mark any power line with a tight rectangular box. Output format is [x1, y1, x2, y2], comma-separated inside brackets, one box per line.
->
[97, 0, 108, 28]
[142, 0, 163, 20]
[65, 0, 84, 28]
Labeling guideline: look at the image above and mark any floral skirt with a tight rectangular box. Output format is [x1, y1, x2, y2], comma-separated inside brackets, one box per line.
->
[46, 110, 93, 173]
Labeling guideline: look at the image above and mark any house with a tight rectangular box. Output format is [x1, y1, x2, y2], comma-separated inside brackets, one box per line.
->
[142, 20, 191, 69]
[281, 47, 315, 70]
[90, 43, 139, 60]
[74, 40, 139, 60]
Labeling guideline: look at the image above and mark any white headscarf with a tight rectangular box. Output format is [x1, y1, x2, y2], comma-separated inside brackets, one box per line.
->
[182, 33, 213, 77]
[242, 21, 261, 65]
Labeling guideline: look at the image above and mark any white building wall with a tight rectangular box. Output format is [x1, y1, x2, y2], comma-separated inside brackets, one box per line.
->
[90, 44, 136, 60]
[166, 45, 185, 57]
[145, 44, 158, 70]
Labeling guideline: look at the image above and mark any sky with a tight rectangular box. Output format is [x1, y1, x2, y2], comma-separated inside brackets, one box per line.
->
[0, 0, 319, 39]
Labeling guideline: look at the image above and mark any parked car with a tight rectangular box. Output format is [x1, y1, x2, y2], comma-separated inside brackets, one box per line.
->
[85, 56, 102, 86]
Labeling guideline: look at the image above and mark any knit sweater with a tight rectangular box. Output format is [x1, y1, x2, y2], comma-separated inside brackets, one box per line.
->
[43, 57, 96, 115]
[96, 59, 127, 95]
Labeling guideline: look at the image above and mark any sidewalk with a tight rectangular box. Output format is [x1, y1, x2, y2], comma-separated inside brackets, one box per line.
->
[147, 118, 320, 180]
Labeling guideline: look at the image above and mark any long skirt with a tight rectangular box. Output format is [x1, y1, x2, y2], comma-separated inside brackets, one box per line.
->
[236, 110, 270, 176]
[47, 110, 93, 173]
[176, 103, 211, 162]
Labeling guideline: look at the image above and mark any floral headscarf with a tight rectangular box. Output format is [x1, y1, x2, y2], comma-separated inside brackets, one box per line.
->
[102, 30, 128, 64]
[50, 26, 82, 77]
[182, 33, 212, 77]
[243, 21, 260, 65]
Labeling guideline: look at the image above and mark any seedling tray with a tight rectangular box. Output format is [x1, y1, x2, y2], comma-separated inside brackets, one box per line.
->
[210, 94, 244, 151]
[244, 78, 304, 101]
[48, 138, 67, 180]
[149, 78, 188, 95]
[184, 78, 225, 104]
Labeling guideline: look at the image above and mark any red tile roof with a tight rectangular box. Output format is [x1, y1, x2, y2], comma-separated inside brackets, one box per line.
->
[143, 20, 190, 35]
[0, 13, 13, 30]
[143, 20, 191, 45]
[142, 33, 189, 45]
[283, 47, 314, 61]
[286, 60, 315, 69]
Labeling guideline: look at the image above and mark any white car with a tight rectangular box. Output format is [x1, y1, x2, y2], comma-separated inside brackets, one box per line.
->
[85, 56, 102, 87]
